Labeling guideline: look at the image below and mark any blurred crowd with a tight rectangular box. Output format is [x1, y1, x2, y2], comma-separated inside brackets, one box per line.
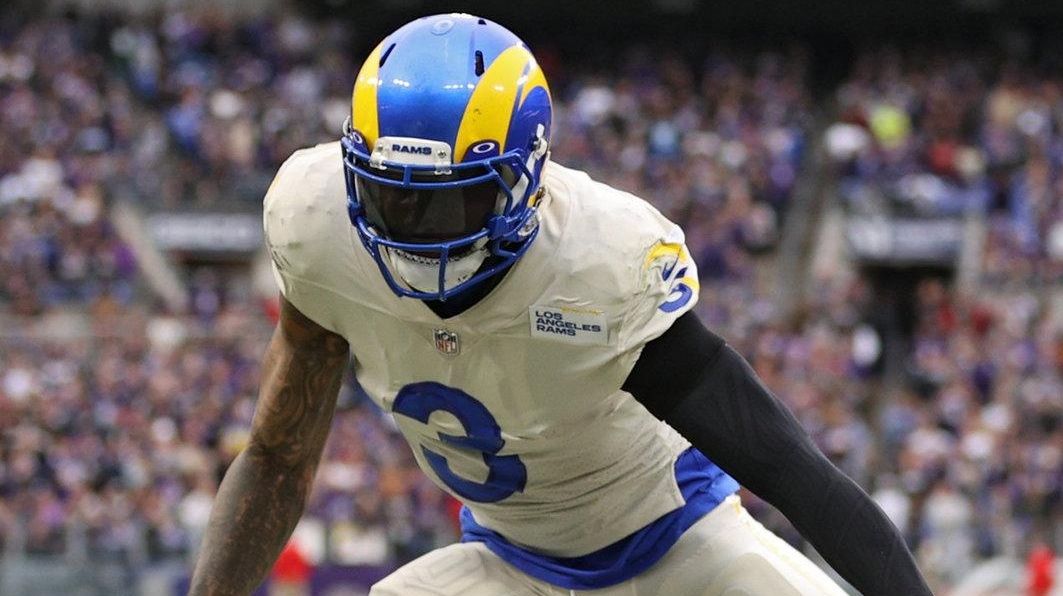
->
[554, 44, 812, 273]
[828, 48, 991, 218]
[0, 305, 457, 570]
[981, 64, 1063, 288]
[0, 8, 1060, 595]
[708, 272, 1063, 588]
[0, 12, 355, 209]
[823, 46, 1063, 586]
[828, 47, 1063, 287]
[0, 188, 136, 316]
[897, 280, 1062, 586]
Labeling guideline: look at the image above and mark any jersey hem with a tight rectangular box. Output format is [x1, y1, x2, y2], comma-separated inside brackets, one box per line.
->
[459, 447, 740, 590]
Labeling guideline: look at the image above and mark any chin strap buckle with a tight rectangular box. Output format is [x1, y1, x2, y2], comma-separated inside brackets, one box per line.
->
[516, 209, 540, 240]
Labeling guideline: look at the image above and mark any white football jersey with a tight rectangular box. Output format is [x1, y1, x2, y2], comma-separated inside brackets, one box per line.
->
[264, 142, 737, 586]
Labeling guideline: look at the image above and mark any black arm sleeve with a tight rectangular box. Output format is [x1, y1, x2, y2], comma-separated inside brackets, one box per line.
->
[623, 312, 932, 596]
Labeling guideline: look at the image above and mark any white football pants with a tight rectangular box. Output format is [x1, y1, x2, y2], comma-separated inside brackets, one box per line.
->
[370, 495, 849, 596]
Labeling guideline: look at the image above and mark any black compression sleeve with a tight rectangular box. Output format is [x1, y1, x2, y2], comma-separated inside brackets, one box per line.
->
[622, 312, 726, 415]
[623, 313, 932, 596]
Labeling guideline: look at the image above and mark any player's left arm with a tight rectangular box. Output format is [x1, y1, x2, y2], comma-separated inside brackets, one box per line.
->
[622, 312, 932, 596]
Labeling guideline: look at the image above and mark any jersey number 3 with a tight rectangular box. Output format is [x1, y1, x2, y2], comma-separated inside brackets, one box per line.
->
[393, 382, 527, 503]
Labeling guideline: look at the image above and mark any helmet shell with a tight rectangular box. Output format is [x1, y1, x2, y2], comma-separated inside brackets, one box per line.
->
[349, 13, 552, 168]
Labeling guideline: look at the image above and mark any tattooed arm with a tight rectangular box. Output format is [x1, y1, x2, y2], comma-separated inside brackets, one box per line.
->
[189, 297, 349, 596]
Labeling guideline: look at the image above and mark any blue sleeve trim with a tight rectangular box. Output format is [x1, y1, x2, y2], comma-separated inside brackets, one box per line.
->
[459, 447, 739, 590]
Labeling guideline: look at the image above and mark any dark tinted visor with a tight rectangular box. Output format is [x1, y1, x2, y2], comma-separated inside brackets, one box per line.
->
[356, 167, 515, 244]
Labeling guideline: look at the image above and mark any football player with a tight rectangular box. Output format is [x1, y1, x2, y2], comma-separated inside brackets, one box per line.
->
[190, 14, 931, 596]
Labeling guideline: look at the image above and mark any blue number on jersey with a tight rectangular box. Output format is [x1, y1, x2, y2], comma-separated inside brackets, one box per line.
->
[660, 266, 694, 313]
[392, 382, 527, 503]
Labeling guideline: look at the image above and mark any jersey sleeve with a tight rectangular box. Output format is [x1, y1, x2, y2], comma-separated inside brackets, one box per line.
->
[263, 158, 295, 298]
[615, 223, 700, 374]
[261, 147, 344, 335]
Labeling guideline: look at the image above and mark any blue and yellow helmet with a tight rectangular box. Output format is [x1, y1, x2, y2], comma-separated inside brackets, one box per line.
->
[341, 14, 553, 301]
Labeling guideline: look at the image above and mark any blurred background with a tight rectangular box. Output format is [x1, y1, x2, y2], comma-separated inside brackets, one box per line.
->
[0, 0, 1061, 594]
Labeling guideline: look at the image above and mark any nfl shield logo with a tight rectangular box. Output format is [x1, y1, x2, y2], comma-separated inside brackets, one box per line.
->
[433, 329, 460, 356]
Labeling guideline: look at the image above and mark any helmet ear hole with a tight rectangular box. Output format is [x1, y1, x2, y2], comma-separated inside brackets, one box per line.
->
[474, 51, 485, 76]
